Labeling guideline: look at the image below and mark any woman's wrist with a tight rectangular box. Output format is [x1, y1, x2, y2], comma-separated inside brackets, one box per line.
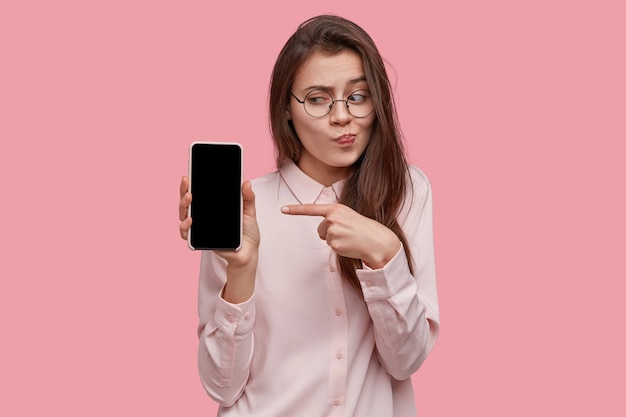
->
[223, 257, 258, 304]
[362, 233, 401, 270]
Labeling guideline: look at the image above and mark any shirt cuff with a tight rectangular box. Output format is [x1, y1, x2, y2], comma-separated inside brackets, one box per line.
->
[356, 245, 412, 300]
[214, 288, 255, 337]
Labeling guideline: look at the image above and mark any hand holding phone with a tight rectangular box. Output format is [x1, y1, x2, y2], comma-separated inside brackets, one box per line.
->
[187, 142, 243, 250]
[178, 176, 192, 239]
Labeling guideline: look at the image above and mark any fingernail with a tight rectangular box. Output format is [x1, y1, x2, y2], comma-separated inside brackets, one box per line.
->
[281, 206, 289, 213]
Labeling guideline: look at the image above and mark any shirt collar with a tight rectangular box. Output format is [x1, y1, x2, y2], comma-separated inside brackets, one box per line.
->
[279, 159, 346, 204]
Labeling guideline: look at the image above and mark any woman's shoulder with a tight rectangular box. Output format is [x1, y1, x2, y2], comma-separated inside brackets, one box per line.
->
[397, 164, 432, 221]
[407, 164, 431, 195]
[249, 170, 281, 192]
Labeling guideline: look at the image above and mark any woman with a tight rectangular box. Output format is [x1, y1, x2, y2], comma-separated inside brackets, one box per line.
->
[179, 15, 439, 417]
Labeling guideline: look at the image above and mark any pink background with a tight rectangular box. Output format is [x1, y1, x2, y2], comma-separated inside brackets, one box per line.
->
[1, 0, 624, 415]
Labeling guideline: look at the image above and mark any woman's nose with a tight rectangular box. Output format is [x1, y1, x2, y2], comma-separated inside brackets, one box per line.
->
[328, 100, 352, 124]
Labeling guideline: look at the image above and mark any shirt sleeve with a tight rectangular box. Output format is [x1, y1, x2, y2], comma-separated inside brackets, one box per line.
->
[356, 167, 440, 380]
[196, 251, 255, 407]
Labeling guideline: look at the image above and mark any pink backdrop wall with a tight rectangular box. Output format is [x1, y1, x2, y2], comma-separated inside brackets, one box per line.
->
[1, 0, 624, 415]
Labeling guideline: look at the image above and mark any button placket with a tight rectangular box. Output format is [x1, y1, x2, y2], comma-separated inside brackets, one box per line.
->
[328, 269, 348, 416]
[315, 186, 338, 204]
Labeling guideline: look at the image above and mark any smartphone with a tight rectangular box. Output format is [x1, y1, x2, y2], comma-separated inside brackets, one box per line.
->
[188, 142, 243, 250]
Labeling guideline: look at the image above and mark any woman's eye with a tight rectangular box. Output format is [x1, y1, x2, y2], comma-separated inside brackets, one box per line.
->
[307, 96, 330, 105]
[348, 91, 369, 103]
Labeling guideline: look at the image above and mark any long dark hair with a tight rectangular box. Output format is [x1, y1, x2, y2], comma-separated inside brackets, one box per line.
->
[269, 15, 414, 292]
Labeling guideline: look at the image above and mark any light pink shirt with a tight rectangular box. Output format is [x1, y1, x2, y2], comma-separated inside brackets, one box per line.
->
[197, 160, 439, 417]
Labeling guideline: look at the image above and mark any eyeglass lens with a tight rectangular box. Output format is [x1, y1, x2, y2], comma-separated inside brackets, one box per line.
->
[303, 89, 374, 118]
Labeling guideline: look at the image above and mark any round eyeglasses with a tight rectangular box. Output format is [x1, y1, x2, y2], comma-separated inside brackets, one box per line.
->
[290, 89, 375, 118]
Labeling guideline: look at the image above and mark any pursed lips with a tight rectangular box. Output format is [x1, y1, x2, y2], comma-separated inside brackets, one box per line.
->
[335, 133, 356, 145]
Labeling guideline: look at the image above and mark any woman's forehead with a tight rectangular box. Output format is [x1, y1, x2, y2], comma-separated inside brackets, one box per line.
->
[293, 50, 367, 91]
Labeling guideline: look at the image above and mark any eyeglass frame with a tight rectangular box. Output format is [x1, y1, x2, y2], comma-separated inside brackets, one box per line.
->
[289, 89, 375, 119]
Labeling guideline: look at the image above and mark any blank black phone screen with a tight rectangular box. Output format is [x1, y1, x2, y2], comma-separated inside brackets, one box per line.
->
[189, 142, 242, 250]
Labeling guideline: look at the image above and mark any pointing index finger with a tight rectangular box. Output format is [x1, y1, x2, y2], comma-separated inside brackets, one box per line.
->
[281, 204, 333, 217]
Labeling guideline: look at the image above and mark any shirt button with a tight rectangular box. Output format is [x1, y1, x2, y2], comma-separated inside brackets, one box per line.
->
[243, 312, 251, 320]
[333, 398, 341, 406]
[329, 265, 336, 272]
[335, 308, 342, 316]
[226, 315, 234, 323]
[365, 280, 374, 287]
[336, 351, 343, 359]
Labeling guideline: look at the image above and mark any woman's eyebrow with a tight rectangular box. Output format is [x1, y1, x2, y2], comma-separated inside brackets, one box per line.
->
[347, 76, 368, 85]
[302, 76, 368, 92]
